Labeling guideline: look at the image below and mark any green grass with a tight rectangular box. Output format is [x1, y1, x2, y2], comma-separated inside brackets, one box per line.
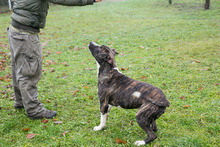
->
[0, 0, 219, 146]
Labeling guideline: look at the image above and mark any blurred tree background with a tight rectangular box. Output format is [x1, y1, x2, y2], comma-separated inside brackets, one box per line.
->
[0, 0, 10, 13]
[0, 0, 213, 13]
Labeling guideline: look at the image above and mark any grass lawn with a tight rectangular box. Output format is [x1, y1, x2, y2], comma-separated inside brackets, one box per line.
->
[0, 0, 219, 146]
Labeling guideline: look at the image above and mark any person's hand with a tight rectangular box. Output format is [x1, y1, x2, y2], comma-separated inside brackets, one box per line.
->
[95, 0, 102, 2]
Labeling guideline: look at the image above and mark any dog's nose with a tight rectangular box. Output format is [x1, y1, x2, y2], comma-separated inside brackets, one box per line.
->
[90, 41, 98, 46]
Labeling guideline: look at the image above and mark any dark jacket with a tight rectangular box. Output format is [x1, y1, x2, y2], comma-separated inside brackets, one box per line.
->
[11, 0, 94, 32]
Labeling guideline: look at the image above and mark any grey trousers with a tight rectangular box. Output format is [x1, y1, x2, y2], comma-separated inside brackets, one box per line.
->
[7, 25, 46, 117]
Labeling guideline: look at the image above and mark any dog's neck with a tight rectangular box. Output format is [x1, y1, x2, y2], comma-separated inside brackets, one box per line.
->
[96, 61, 120, 83]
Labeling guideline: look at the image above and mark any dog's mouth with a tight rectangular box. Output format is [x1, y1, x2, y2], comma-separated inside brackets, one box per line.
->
[89, 41, 99, 51]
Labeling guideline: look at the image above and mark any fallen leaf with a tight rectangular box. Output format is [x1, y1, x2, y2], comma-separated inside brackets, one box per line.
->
[54, 102, 57, 107]
[84, 68, 93, 70]
[56, 51, 61, 55]
[162, 83, 166, 86]
[141, 76, 147, 79]
[121, 67, 125, 70]
[50, 68, 55, 72]
[89, 96, 93, 99]
[198, 87, 204, 90]
[214, 83, 219, 86]
[26, 133, 36, 139]
[41, 120, 49, 123]
[0, 77, 4, 81]
[62, 131, 69, 136]
[54, 121, 63, 124]
[23, 128, 30, 131]
[180, 96, 185, 100]
[10, 96, 15, 100]
[82, 94, 87, 97]
[116, 138, 126, 144]
[84, 86, 89, 89]
[52, 118, 58, 121]
[204, 68, 211, 71]
[183, 105, 190, 108]
[194, 59, 200, 63]
[46, 99, 52, 103]
[47, 51, 52, 55]
[5, 79, 10, 82]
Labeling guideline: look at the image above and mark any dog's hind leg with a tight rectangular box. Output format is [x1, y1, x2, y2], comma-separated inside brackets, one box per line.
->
[134, 103, 161, 146]
[93, 104, 112, 131]
[151, 121, 157, 132]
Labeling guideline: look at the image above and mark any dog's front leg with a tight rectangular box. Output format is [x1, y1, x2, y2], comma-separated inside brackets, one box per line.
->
[93, 104, 112, 131]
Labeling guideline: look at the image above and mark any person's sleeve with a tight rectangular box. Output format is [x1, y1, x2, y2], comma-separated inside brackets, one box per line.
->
[48, 0, 94, 6]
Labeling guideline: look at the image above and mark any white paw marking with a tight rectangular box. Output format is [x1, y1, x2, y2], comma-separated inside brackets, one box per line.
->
[93, 125, 105, 131]
[134, 140, 145, 146]
[132, 91, 141, 98]
[93, 113, 107, 131]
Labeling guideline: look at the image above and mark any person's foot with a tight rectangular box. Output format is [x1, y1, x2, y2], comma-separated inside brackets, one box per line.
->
[29, 110, 57, 120]
[14, 104, 24, 109]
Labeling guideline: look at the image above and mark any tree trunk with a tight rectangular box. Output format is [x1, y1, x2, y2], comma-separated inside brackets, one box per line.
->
[169, 0, 172, 5]
[204, 0, 210, 10]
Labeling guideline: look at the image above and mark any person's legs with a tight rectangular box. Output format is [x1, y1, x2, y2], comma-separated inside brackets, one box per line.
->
[8, 26, 56, 119]
[8, 28, 23, 109]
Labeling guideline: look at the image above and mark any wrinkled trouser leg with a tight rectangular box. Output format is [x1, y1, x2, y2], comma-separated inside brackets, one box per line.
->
[7, 26, 46, 117]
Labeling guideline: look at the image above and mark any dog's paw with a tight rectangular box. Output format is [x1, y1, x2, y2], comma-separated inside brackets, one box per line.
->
[134, 140, 145, 146]
[93, 126, 104, 131]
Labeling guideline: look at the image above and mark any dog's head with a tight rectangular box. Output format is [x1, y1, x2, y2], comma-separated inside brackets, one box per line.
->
[89, 42, 118, 67]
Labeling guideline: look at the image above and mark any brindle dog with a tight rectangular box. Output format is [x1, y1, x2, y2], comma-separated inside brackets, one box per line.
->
[89, 42, 170, 146]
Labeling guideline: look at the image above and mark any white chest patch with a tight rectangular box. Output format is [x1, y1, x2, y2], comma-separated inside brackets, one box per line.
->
[113, 67, 122, 73]
[132, 91, 141, 98]
[96, 61, 100, 77]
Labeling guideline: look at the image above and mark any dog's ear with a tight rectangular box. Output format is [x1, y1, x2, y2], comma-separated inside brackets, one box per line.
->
[112, 48, 119, 55]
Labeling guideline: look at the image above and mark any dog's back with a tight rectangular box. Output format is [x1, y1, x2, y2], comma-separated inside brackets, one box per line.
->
[99, 69, 170, 109]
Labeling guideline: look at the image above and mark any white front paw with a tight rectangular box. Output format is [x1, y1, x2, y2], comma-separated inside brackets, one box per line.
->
[93, 125, 104, 131]
[134, 140, 145, 146]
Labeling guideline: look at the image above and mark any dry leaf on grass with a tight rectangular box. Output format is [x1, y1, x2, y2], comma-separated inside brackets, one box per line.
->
[41, 119, 49, 123]
[23, 128, 30, 131]
[116, 138, 126, 144]
[54, 121, 63, 124]
[26, 133, 35, 139]
[183, 105, 190, 108]
[62, 131, 69, 136]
